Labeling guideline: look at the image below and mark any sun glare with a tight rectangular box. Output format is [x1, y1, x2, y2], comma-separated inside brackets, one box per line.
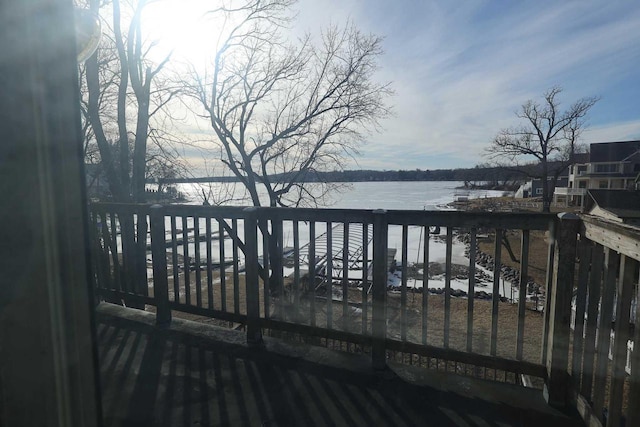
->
[142, 0, 222, 64]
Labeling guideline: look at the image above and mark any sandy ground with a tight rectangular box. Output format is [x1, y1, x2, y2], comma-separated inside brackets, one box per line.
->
[154, 265, 545, 367]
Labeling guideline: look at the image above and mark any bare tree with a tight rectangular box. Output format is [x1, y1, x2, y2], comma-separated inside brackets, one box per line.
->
[186, 0, 391, 208]
[81, 0, 180, 202]
[80, 0, 183, 303]
[183, 0, 391, 294]
[486, 86, 598, 212]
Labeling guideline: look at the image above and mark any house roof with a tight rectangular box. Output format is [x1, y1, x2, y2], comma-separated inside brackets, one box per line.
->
[572, 153, 590, 164]
[585, 189, 640, 219]
[589, 140, 640, 163]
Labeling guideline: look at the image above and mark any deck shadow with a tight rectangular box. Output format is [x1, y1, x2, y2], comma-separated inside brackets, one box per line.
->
[96, 306, 583, 427]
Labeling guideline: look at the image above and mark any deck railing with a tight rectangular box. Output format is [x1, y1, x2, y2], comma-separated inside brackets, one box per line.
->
[567, 215, 640, 427]
[91, 202, 640, 423]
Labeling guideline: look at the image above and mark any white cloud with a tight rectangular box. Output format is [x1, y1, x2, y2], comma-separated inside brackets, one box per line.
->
[582, 120, 640, 144]
[166, 0, 640, 171]
[326, 0, 640, 169]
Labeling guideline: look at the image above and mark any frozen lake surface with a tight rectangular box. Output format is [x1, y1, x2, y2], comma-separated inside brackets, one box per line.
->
[157, 182, 524, 299]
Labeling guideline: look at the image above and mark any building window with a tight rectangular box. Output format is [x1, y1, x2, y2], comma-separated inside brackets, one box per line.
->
[535, 188, 543, 195]
[594, 163, 618, 173]
[599, 181, 608, 189]
[577, 166, 587, 175]
[578, 181, 587, 188]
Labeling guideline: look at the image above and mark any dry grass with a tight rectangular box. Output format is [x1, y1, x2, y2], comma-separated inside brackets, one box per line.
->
[154, 265, 545, 366]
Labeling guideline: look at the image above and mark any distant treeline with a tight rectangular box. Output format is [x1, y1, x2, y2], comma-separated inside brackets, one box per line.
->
[157, 166, 527, 187]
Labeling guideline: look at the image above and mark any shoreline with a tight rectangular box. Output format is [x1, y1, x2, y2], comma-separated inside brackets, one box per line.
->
[381, 195, 547, 304]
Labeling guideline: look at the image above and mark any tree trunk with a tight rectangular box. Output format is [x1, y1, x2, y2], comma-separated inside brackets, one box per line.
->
[131, 96, 150, 202]
[85, 43, 126, 201]
[113, 0, 131, 197]
[541, 160, 550, 213]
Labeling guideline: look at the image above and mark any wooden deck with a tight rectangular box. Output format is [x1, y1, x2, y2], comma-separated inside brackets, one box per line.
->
[97, 304, 583, 427]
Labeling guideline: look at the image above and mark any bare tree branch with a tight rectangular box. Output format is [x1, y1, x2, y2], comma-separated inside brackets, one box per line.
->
[486, 86, 598, 212]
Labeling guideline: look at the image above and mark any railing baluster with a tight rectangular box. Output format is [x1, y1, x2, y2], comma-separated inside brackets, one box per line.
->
[171, 215, 179, 303]
[182, 216, 190, 305]
[119, 213, 129, 294]
[362, 223, 369, 335]
[149, 205, 171, 327]
[607, 255, 636, 427]
[467, 228, 476, 353]
[326, 221, 333, 329]
[580, 243, 604, 399]
[309, 221, 316, 327]
[422, 225, 430, 346]
[218, 218, 226, 312]
[117, 213, 130, 294]
[89, 210, 102, 290]
[293, 220, 300, 310]
[444, 226, 453, 348]
[542, 220, 556, 364]
[592, 248, 619, 418]
[491, 228, 503, 356]
[570, 241, 591, 384]
[516, 230, 530, 360]
[98, 210, 112, 292]
[401, 224, 408, 342]
[109, 213, 121, 292]
[137, 213, 149, 297]
[372, 210, 388, 369]
[260, 218, 269, 318]
[206, 217, 213, 309]
[343, 222, 350, 332]
[100, 211, 114, 292]
[627, 262, 640, 427]
[194, 216, 202, 308]
[232, 218, 240, 314]
[274, 218, 284, 319]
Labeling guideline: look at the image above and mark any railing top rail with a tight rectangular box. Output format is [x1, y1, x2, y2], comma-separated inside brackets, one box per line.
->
[90, 202, 151, 216]
[89, 202, 556, 230]
[580, 214, 640, 261]
[384, 210, 554, 230]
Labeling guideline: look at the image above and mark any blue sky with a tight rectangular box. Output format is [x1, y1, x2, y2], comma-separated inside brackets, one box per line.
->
[292, 0, 640, 170]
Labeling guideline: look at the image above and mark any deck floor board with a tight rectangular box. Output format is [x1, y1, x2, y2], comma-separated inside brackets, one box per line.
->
[97, 304, 583, 427]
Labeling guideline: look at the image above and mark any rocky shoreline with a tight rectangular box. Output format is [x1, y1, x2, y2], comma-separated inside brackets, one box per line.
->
[390, 228, 544, 305]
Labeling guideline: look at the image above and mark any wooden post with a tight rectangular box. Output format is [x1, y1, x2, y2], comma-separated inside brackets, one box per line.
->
[244, 207, 263, 345]
[544, 213, 579, 408]
[150, 205, 171, 327]
[372, 210, 388, 370]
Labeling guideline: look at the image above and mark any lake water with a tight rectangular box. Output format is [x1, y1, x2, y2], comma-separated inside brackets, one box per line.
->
[175, 180, 507, 210]
[165, 181, 519, 298]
